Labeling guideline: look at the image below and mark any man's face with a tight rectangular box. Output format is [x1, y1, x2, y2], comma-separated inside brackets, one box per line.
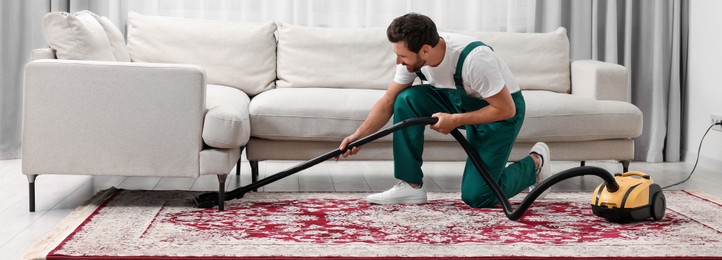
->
[392, 41, 425, 72]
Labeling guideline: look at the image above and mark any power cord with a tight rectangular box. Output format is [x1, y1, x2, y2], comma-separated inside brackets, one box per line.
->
[662, 121, 722, 189]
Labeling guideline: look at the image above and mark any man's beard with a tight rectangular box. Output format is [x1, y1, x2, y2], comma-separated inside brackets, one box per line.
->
[403, 55, 426, 72]
[404, 60, 425, 72]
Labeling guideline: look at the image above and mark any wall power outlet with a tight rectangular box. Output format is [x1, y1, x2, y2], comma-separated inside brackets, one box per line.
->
[712, 114, 722, 132]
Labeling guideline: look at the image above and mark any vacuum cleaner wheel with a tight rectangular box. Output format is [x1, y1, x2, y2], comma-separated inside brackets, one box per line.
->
[651, 191, 666, 221]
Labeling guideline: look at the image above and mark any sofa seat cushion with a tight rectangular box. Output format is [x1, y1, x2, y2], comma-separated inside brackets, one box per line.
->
[250, 88, 385, 141]
[203, 85, 251, 148]
[249, 88, 642, 143]
[517, 90, 642, 142]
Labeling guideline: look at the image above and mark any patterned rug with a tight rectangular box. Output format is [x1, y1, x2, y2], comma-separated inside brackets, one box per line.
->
[26, 189, 722, 259]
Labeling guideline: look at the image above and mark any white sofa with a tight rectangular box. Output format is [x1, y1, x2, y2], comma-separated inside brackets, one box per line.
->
[23, 11, 642, 210]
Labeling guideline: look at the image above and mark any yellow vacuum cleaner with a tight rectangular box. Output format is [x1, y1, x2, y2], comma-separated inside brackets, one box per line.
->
[591, 171, 666, 222]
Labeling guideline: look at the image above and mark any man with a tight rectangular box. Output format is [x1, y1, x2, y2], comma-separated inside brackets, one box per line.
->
[337, 13, 551, 208]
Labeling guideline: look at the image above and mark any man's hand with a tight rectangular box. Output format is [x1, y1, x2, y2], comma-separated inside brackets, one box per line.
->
[430, 112, 458, 135]
[335, 133, 362, 160]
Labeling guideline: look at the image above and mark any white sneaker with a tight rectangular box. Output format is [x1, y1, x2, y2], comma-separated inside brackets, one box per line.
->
[529, 142, 552, 199]
[366, 181, 427, 205]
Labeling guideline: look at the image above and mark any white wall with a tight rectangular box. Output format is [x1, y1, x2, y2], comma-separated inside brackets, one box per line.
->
[687, 0, 722, 169]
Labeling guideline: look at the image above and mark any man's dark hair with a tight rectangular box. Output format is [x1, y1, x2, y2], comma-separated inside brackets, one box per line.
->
[387, 13, 440, 53]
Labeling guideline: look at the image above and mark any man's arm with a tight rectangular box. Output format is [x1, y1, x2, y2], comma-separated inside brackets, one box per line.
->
[430, 86, 516, 134]
[337, 81, 411, 159]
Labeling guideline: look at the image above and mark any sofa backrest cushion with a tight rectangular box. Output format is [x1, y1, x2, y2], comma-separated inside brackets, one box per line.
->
[94, 15, 132, 61]
[453, 27, 570, 93]
[276, 23, 396, 90]
[127, 12, 276, 96]
[43, 10, 130, 62]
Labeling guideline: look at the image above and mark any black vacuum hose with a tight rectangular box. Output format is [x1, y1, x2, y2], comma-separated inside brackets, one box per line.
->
[449, 129, 619, 220]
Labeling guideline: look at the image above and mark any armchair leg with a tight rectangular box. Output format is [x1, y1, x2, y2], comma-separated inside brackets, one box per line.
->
[217, 174, 228, 211]
[620, 160, 630, 173]
[27, 174, 37, 212]
[580, 161, 585, 167]
[250, 160, 259, 192]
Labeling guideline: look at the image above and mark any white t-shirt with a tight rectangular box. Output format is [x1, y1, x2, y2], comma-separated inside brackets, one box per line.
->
[393, 33, 520, 99]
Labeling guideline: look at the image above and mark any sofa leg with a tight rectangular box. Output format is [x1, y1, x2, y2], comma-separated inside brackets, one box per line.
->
[580, 161, 585, 167]
[27, 174, 37, 212]
[217, 174, 228, 211]
[235, 158, 241, 176]
[250, 160, 259, 192]
[620, 160, 630, 173]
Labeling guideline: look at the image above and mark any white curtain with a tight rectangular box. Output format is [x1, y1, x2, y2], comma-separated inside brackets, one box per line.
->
[0, 0, 685, 162]
[532, 0, 685, 163]
[0, 0, 47, 159]
[90, 0, 534, 32]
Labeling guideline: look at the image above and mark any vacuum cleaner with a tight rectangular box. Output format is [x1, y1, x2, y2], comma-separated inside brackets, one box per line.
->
[194, 117, 666, 223]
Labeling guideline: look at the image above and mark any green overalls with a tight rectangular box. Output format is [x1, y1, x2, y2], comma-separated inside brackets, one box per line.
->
[392, 41, 537, 208]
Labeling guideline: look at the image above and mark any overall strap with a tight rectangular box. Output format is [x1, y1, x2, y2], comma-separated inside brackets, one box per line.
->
[414, 40, 492, 87]
[454, 41, 492, 91]
[415, 70, 427, 82]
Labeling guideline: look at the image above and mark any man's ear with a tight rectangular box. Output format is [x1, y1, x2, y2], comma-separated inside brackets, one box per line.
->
[420, 44, 431, 56]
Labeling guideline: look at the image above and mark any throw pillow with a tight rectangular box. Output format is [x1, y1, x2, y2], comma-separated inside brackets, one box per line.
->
[92, 14, 131, 62]
[42, 10, 130, 62]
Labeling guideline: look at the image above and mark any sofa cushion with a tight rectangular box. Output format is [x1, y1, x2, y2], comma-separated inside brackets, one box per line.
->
[203, 85, 251, 148]
[43, 10, 129, 61]
[93, 15, 131, 61]
[452, 28, 570, 93]
[249, 88, 469, 142]
[517, 90, 642, 142]
[249, 88, 386, 141]
[276, 23, 396, 90]
[249, 88, 642, 143]
[127, 12, 276, 96]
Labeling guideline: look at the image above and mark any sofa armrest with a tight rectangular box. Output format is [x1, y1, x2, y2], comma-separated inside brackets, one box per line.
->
[23, 59, 206, 177]
[31, 48, 56, 60]
[570, 60, 628, 102]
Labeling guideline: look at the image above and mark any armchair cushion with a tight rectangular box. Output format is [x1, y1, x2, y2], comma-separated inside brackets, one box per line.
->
[42, 10, 130, 61]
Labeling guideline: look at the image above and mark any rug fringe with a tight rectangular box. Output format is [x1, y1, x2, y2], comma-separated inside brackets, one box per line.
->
[23, 187, 119, 260]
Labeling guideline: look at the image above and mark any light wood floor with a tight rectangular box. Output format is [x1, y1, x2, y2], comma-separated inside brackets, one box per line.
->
[1, 158, 720, 259]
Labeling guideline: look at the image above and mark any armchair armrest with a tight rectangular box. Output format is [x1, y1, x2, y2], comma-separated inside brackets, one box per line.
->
[571, 60, 629, 102]
[23, 59, 206, 177]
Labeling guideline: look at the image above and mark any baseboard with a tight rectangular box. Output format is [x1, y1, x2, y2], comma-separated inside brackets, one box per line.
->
[683, 151, 722, 171]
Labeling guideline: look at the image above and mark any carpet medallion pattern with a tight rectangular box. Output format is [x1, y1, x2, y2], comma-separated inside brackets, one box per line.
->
[26, 189, 722, 259]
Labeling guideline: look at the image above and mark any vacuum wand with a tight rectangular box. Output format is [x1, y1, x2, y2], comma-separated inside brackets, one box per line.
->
[193, 117, 441, 209]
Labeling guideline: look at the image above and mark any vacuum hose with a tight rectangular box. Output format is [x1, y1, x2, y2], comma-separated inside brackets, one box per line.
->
[448, 128, 619, 220]
[196, 117, 620, 220]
